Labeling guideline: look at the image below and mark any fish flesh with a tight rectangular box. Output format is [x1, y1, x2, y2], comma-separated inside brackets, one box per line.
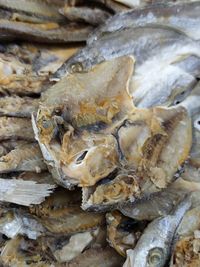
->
[0, 143, 47, 173]
[123, 197, 191, 267]
[88, 1, 200, 44]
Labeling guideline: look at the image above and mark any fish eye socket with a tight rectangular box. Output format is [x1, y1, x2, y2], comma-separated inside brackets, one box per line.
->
[70, 62, 84, 73]
[148, 247, 164, 266]
[194, 117, 200, 131]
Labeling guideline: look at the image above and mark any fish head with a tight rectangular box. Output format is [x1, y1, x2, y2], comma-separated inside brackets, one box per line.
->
[125, 245, 167, 267]
[52, 49, 93, 81]
[34, 56, 135, 188]
[60, 132, 119, 187]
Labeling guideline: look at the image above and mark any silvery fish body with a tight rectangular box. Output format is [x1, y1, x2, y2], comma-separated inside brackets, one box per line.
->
[88, 1, 200, 44]
[53, 19, 200, 108]
[123, 198, 191, 267]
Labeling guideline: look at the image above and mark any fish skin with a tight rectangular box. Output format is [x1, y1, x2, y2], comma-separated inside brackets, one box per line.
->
[0, 117, 35, 141]
[88, 1, 200, 45]
[118, 178, 200, 221]
[123, 197, 191, 267]
[131, 54, 200, 108]
[52, 25, 200, 81]
[0, 143, 47, 173]
[0, 0, 65, 22]
[60, 6, 111, 25]
[0, 19, 93, 43]
[0, 96, 39, 118]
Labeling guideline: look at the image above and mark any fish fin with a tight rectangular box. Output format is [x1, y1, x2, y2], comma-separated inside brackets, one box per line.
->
[0, 178, 55, 206]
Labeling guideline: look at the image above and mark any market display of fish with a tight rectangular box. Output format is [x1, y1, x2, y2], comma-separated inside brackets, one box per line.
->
[0, 0, 200, 266]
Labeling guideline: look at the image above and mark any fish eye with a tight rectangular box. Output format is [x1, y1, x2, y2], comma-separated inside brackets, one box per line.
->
[42, 119, 52, 129]
[70, 62, 84, 73]
[147, 247, 164, 266]
[194, 117, 200, 131]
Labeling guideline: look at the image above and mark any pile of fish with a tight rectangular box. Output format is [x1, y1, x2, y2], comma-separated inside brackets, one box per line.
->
[0, 0, 200, 266]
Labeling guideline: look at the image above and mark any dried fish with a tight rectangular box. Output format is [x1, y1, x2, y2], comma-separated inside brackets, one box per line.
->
[169, 206, 200, 266]
[1, 236, 55, 267]
[0, 0, 65, 22]
[0, 52, 48, 95]
[0, 178, 55, 206]
[60, 6, 111, 25]
[0, 20, 93, 43]
[0, 96, 38, 117]
[106, 211, 148, 256]
[0, 210, 45, 239]
[29, 187, 82, 218]
[39, 205, 104, 234]
[170, 235, 200, 267]
[131, 54, 200, 108]
[33, 56, 135, 188]
[0, 117, 34, 141]
[53, 25, 200, 82]
[18, 171, 56, 185]
[123, 197, 191, 267]
[82, 105, 192, 210]
[176, 206, 200, 238]
[118, 178, 200, 221]
[0, 143, 47, 173]
[88, 1, 200, 45]
[65, 247, 124, 267]
[52, 229, 100, 263]
[0, 140, 28, 157]
[177, 83, 200, 183]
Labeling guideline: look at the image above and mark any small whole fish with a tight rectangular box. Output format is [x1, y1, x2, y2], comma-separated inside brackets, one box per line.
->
[0, 117, 35, 141]
[88, 1, 200, 44]
[0, 19, 93, 43]
[0, 143, 47, 173]
[0, 96, 39, 118]
[123, 197, 191, 267]
[60, 6, 111, 25]
[52, 25, 200, 81]
[0, 0, 65, 22]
